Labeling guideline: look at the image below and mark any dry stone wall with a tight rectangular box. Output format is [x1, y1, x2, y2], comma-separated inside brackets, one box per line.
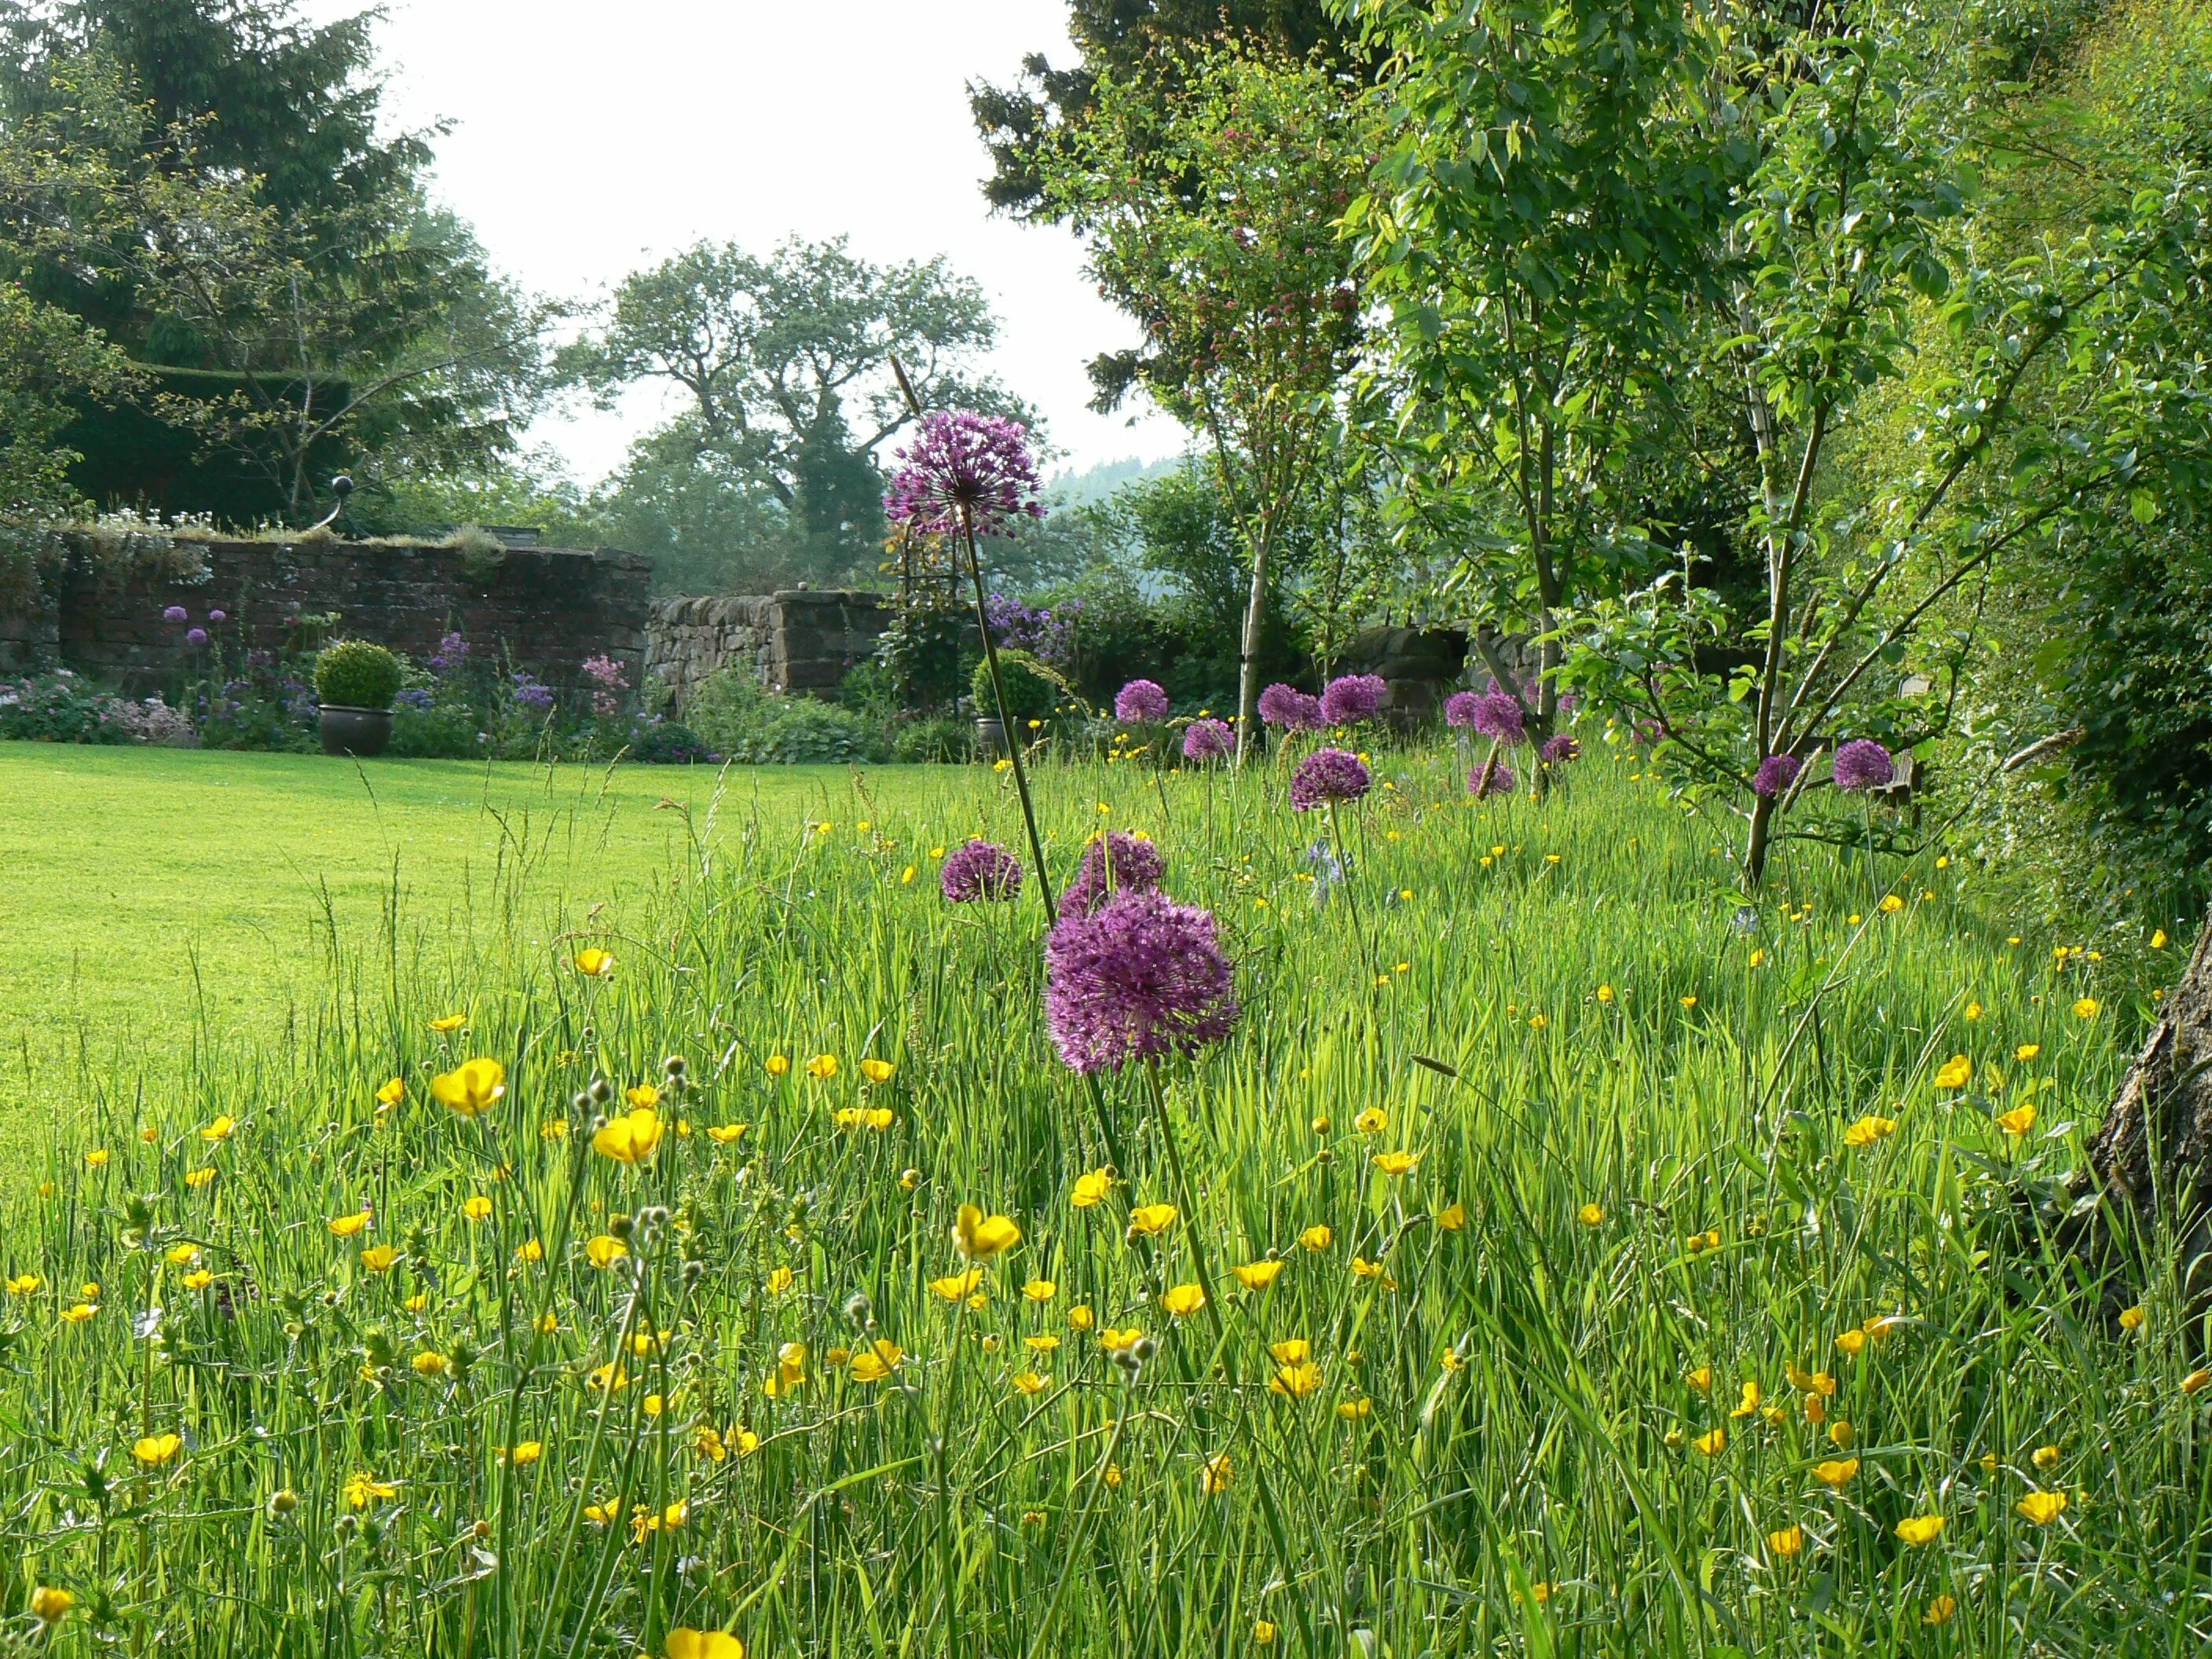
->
[646, 590, 890, 712]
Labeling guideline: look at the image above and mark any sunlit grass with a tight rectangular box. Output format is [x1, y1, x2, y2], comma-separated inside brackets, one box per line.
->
[1, 734, 2194, 1657]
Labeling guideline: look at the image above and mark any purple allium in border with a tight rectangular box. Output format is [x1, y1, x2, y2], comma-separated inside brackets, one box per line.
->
[207, 610, 226, 624]
[1258, 683, 1324, 731]
[1832, 739, 1895, 793]
[1064, 830, 1166, 916]
[1472, 691, 1527, 745]
[1751, 753, 1803, 798]
[1540, 734, 1581, 766]
[185, 627, 208, 646]
[1182, 717, 1235, 762]
[1043, 888, 1240, 1075]
[1115, 679, 1169, 723]
[163, 606, 189, 624]
[1444, 690, 1480, 728]
[884, 409, 1045, 538]
[1469, 763, 1517, 798]
[939, 837, 1023, 903]
[1320, 673, 1386, 725]
[1290, 746, 1372, 811]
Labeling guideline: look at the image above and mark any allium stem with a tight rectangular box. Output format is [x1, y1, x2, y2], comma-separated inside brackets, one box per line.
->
[961, 504, 1057, 926]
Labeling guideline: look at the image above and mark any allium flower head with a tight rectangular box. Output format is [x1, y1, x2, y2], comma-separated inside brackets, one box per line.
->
[1831, 740, 1895, 793]
[185, 627, 208, 646]
[1064, 831, 1166, 916]
[1752, 753, 1803, 798]
[207, 610, 226, 624]
[1540, 734, 1580, 766]
[884, 410, 1044, 537]
[1473, 691, 1526, 744]
[940, 838, 1023, 903]
[1444, 690, 1479, 728]
[163, 606, 189, 624]
[1320, 673, 1386, 725]
[1115, 679, 1169, 723]
[1291, 747, 1371, 811]
[1258, 683, 1324, 731]
[1044, 889, 1240, 1074]
[1469, 764, 1517, 798]
[1182, 718, 1235, 762]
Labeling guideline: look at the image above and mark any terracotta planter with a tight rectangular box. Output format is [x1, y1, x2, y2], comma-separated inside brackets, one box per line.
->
[975, 716, 1007, 759]
[319, 704, 394, 757]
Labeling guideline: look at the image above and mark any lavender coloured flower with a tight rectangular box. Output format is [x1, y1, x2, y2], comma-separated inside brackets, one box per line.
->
[939, 837, 1023, 903]
[163, 606, 189, 624]
[1043, 888, 1240, 1075]
[1540, 734, 1581, 765]
[1444, 690, 1480, 728]
[511, 672, 555, 712]
[1472, 691, 1527, 745]
[1469, 763, 1518, 798]
[1751, 753, 1803, 798]
[1115, 679, 1169, 723]
[429, 631, 470, 674]
[1064, 831, 1166, 916]
[884, 410, 1045, 538]
[1832, 739, 1895, 793]
[1320, 673, 1386, 725]
[185, 627, 208, 646]
[1182, 718, 1235, 762]
[1258, 683, 1324, 731]
[1290, 747, 1372, 811]
[207, 610, 226, 624]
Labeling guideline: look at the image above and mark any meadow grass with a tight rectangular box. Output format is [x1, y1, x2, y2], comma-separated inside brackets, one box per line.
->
[1, 734, 2199, 1657]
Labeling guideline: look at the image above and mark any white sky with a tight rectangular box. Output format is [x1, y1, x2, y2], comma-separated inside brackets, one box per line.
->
[306, 0, 1188, 486]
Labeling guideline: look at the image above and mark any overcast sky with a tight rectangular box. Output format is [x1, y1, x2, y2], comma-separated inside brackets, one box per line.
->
[305, 0, 1188, 485]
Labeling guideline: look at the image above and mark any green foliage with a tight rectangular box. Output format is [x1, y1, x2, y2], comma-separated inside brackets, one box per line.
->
[312, 639, 402, 710]
[971, 646, 1063, 729]
[0, 668, 130, 741]
[686, 668, 892, 764]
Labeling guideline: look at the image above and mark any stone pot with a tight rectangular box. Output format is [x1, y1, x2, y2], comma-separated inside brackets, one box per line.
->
[319, 704, 394, 758]
[975, 716, 1007, 759]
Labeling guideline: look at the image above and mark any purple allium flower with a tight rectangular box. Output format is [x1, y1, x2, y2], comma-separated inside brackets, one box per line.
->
[1444, 690, 1480, 728]
[1832, 739, 1895, 793]
[1064, 831, 1166, 916]
[1043, 888, 1240, 1075]
[163, 606, 189, 624]
[1469, 763, 1518, 798]
[940, 837, 1023, 903]
[884, 410, 1045, 538]
[207, 610, 226, 624]
[1182, 718, 1236, 762]
[1752, 753, 1803, 798]
[1473, 691, 1527, 745]
[185, 627, 208, 646]
[1258, 683, 1324, 731]
[1115, 679, 1170, 723]
[1540, 734, 1581, 765]
[1290, 747, 1372, 811]
[1320, 673, 1386, 725]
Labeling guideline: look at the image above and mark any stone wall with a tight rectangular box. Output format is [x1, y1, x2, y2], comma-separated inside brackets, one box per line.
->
[0, 531, 653, 695]
[1340, 625, 1471, 720]
[646, 589, 891, 712]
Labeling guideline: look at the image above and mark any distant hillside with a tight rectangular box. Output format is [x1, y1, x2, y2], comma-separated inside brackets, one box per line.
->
[1042, 453, 1185, 507]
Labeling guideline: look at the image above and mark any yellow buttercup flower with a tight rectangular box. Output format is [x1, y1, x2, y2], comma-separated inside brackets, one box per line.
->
[1162, 1283, 1207, 1317]
[83, 1149, 109, 1168]
[1435, 1201, 1467, 1231]
[1895, 1514, 1944, 1545]
[1730, 1379, 1763, 1419]
[28, 1586, 72, 1623]
[502, 1441, 544, 1467]
[1298, 1224, 1333, 1251]
[859, 1058, 895, 1083]
[1767, 1525, 1803, 1557]
[428, 1014, 469, 1034]
[344, 1471, 399, 1507]
[1597, 983, 1615, 1003]
[59, 1302, 97, 1324]
[1067, 1305, 1094, 1331]
[1577, 1203, 1605, 1226]
[1994, 1103, 2037, 1137]
[1934, 1054, 1972, 1090]
[184, 1166, 216, 1188]
[2119, 1305, 2147, 1331]
[707, 1122, 749, 1144]
[375, 1078, 405, 1109]
[765, 1053, 790, 1077]
[1232, 1260, 1285, 1291]
[1879, 894, 1903, 914]
[592, 1108, 663, 1163]
[360, 1245, 399, 1273]
[573, 947, 614, 978]
[1070, 1168, 1114, 1207]
[1811, 1457, 1859, 1489]
[1252, 1619, 1277, 1646]
[411, 1350, 449, 1378]
[848, 1339, 903, 1382]
[1833, 1329, 1867, 1357]
[1269, 1339, 1311, 1364]
[1126, 1203, 1177, 1237]
[1011, 1371, 1049, 1395]
[805, 1053, 838, 1081]
[1693, 1427, 1726, 1456]
[1201, 1453, 1233, 1494]
[585, 1235, 628, 1269]
[2016, 1491, 2067, 1525]
[1353, 1107, 1387, 1134]
[666, 1627, 746, 1659]
[1685, 1366, 1712, 1393]
[133, 1433, 183, 1465]
[2183, 1368, 2212, 1395]
[1923, 1595, 1957, 1627]
[1843, 1115, 1897, 1148]
[5, 1273, 38, 1295]
[2074, 997, 2100, 1019]
[461, 1195, 493, 1221]
[1336, 1396, 1372, 1419]
[929, 1269, 983, 1302]
[1269, 1361, 1323, 1398]
[328, 1210, 372, 1239]
[1099, 1326, 1143, 1354]
[200, 1114, 236, 1142]
[954, 1203, 1021, 1258]
[430, 1058, 505, 1116]
[1372, 1150, 1419, 1177]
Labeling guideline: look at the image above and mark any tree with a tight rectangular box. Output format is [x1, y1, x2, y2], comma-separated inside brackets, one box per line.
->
[1038, 40, 1368, 755]
[1342, 0, 1738, 759]
[564, 236, 1018, 586]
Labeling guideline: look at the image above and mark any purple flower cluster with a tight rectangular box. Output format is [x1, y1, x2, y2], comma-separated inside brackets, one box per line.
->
[940, 837, 1024, 903]
[429, 631, 471, 675]
[1320, 673, 1386, 725]
[884, 410, 1045, 538]
[185, 628, 208, 647]
[985, 592, 1077, 666]
[1832, 739, 1895, 793]
[1751, 753, 1803, 798]
[1044, 888, 1240, 1075]
[163, 605, 188, 624]
[1064, 831, 1166, 916]
[582, 653, 628, 717]
[1290, 747, 1372, 811]
[1444, 690, 1479, 728]
[1258, 683, 1324, 731]
[1182, 718, 1236, 762]
[1115, 679, 1170, 723]
[511, 672, 555, 713]
[1540, 734, 1581, 766]
[1472, 690, 1527, 744]
[396, 687, 435, 712]
[1469, 764, 1517, 798]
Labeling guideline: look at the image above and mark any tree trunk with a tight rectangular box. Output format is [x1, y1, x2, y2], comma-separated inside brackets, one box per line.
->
[2069, 922, 2212, 1314]
[1234, 530, 1271, 765]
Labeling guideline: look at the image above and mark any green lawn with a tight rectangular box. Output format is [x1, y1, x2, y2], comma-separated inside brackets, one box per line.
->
[0, 743, 935, 1093]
